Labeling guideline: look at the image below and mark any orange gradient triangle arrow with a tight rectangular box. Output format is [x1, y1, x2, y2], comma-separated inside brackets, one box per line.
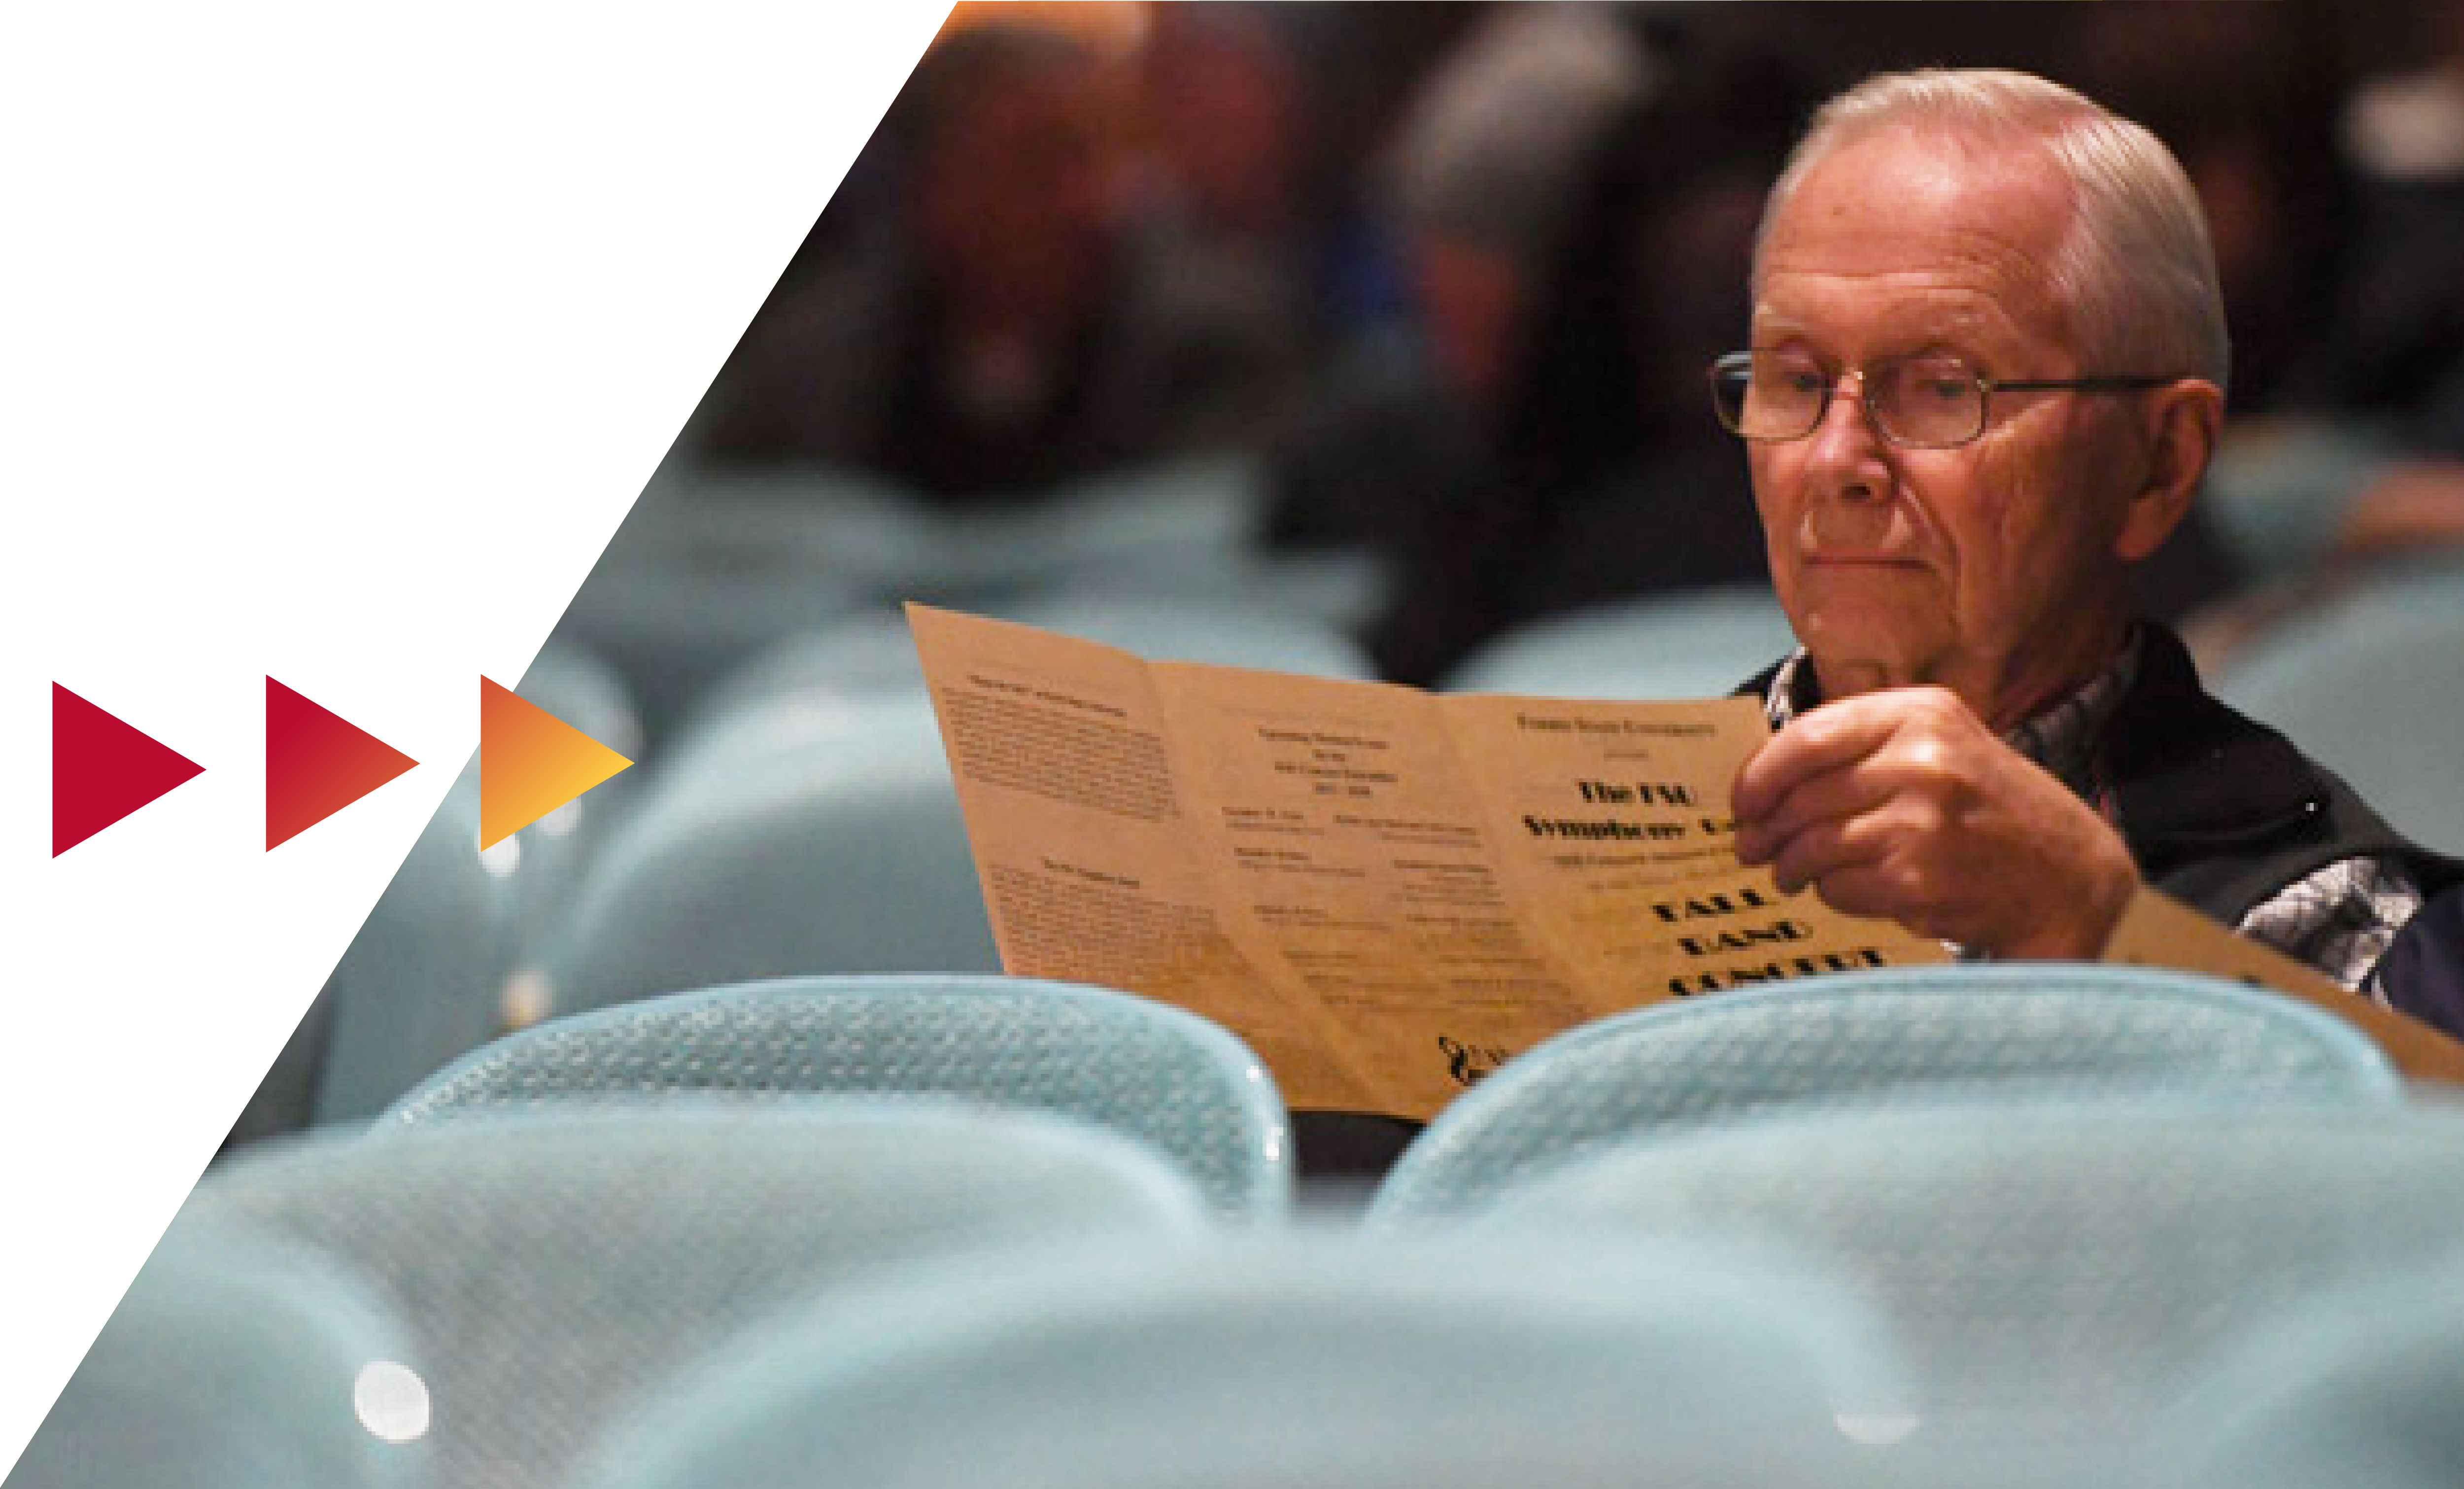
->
[480, 675, 633, 849]
[266, 677, 419, 850]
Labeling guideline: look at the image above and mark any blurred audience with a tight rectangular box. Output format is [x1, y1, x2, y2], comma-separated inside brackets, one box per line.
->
[682, 0, 2457, 672]
[693, 14, 1309, 504]
[2185, 2, 2464, 583]
[1268, 12, 1811, 684]
[1130, 8, 1309, 280]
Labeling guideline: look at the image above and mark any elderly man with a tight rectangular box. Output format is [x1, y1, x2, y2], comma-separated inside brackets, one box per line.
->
[1720, 69, 2460, 991]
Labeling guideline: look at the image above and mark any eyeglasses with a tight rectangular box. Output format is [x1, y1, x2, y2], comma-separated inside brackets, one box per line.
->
[1708, 349, 2172, 449]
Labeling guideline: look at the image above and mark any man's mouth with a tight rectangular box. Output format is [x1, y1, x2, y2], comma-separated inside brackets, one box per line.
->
[1803, 552, 1929, 568]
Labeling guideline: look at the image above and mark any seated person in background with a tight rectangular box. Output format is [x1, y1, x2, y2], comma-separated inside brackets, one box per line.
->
[1719, 69, 2462, 993]
[1266, 10, 1781, 687]
[694, 17, 1307, 504]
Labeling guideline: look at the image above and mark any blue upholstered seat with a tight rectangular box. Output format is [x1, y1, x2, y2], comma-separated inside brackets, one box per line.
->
[1476, 1101, 2464, 1462]
[384, 974, 1292, 1219]
[9, 1220, 426, 1489]
[567, 1229, 1907, 1489]
[1372, 965, 2401, 1222]
[179, 1103, 1211, 1489]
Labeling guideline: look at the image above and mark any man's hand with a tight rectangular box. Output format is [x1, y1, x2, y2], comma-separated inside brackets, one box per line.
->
[1731, 687, 2141, 959]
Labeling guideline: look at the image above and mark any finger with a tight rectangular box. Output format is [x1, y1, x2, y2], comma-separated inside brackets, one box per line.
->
[1800, 857, 1949, 939]
[1732, 692, 1916, 822]
[1733, 749, 1897, 865]
[1759, 808, 1897, 899]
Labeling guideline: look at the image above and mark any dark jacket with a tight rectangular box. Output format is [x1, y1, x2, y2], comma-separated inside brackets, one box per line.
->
[2374, 886, 2464, 1039]
[2099, 624, 2463, 926]
[1741, 623, 2464, 938]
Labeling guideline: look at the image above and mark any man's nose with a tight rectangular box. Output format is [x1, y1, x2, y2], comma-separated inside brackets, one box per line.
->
[1804, 370, 1890, 501]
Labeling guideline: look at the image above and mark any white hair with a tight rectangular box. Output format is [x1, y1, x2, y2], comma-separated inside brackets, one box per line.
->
[1754, 69, 2229, 389]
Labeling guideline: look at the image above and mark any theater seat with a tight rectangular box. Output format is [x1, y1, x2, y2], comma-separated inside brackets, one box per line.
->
[10, 1220, 426, 1489]
[2152, 1256, 2464, 1489]
[567, 1230, 1908, 1489]
[177, 1103, 1212, 1489]
[309, 762, 517, 1124]
[542, 696, 999, 1010]
[1478, 1102, 2464, 1462]
[383, 974, 1293, 1220]
[1370, 965, 2401, 1222]
[1441, 585, 1797, 700]
[2216, 559, 2464, 854]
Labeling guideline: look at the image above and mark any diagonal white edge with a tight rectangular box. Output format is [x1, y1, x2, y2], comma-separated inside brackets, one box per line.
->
[0, 1, 949, 1474]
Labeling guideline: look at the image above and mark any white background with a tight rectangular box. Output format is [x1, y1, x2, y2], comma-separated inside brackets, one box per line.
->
[0, 2, 944, 1469]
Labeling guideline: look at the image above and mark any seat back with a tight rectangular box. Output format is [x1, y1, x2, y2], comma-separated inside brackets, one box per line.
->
[548, 528, 870, 749]
[545, 697, 1000, 1009]
[2216, 560, 2464, 853]
[306, 646, 641, 1127]
[488, 643, 647, 1013]
[669, 611, 931, 762]
[311, 762, 519, 1124]
[1371, 966, 2401, 1221]
[933, 456, 1266, 603]
[1442, 585, 1796, 699]
[2152, 1254, 2464, 1489]
[1483, 1102, 2464, 1458]
[385, 975, 1293, 1218]
[177, 1103, 1211, 1489]
[569, 1230, 1908, 1489]
[8, 1221, 425, 1489]
[1000, 591, 1376, 678]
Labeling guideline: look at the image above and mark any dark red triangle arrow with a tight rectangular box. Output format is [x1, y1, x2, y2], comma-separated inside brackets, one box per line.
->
[53, 684, 207, 856]
[265, 677, 419, 850]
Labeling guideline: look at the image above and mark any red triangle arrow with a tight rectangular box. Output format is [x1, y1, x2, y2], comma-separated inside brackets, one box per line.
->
[265, 677, 419, 850]
[53, 684, 208, 856]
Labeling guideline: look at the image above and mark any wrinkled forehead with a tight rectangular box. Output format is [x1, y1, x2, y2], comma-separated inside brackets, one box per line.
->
[1750, 125, 2082, 346]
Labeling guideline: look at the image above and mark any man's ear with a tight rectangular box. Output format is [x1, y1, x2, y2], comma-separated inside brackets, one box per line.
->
[2115, 379, 2224, 561]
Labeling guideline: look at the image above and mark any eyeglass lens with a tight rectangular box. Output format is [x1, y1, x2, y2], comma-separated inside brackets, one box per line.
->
[1714, 352, 1987, 447]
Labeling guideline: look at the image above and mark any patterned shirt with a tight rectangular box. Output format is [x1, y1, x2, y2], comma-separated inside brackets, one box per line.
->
[1758, 635, 2423, 996]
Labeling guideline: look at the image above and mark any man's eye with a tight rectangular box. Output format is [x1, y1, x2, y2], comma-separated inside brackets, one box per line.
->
[1776, 367, 1826, 394]
[1894, 364, 1971, 402]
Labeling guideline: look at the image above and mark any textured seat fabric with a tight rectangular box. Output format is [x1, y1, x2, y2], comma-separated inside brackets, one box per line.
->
[302, 646, 637, 1128]
[7, 1221, 425, 1489]
[1371, 966, 2401, 1222]
[1484, 1103, 2464, 1462]
[384, 975, 1292, 1219]
[177, 1104, 1210, 1489]
[568, 1230, 1907, 1489]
